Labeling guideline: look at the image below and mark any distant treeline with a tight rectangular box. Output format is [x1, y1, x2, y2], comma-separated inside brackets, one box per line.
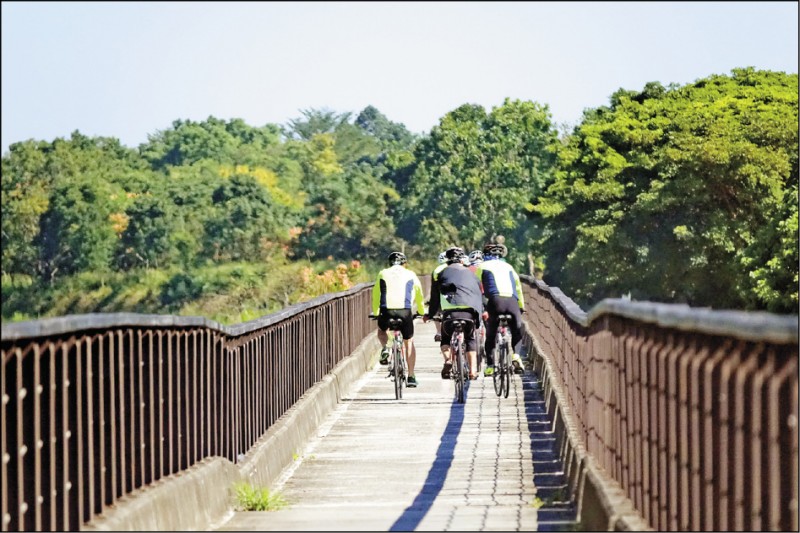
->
[2, 67, 797, 321]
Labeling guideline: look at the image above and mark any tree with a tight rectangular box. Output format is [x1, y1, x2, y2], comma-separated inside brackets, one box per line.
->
[399, 99, 559, 270]
[355, 105, 415, 148]
[140, 116, 280, 169]
[534, 68, 798, 312]
[36, 174, 122, 281]
[283, 108, 352, 141]
[2, 132, 149, 278]
[203, 174, 290, 262]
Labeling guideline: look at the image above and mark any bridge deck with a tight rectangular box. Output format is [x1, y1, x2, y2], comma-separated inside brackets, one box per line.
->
[216, 320, 577, 531]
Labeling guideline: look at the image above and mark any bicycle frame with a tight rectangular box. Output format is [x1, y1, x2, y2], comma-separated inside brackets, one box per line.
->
[387, 318, 407, 400]
[369, 314, 408, 400]
[443, 317, 472, 404]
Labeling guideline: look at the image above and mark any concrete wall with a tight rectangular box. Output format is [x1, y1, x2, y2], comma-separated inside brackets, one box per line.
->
[82, 333, 381, 531]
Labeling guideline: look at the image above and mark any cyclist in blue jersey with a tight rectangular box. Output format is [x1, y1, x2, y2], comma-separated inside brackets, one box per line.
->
[372, 251, 426, 387]
[477, 243, 525, 376]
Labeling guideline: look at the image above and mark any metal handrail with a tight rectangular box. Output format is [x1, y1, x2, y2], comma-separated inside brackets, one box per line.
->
[520, 275, 798, 530]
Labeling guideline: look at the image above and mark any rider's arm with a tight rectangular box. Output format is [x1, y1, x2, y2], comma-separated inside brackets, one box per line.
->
[513, 269, 525, 309]
[372, 272, 384, 316]
[427, 276, 441, 317]
[413, 275, 426, 316]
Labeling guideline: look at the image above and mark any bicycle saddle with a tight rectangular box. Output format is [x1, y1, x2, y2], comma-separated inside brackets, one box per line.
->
[387, 317, 404, 329]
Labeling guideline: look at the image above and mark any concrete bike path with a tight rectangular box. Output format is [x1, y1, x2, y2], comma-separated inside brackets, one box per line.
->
[216, 319, 576, 531]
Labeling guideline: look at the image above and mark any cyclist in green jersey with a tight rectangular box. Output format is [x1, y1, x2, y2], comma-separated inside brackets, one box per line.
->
[372, 252, 426, 387]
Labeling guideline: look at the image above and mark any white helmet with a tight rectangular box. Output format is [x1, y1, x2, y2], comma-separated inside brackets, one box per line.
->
[437, 252, 447, 264]
[468, 250, 484, 264]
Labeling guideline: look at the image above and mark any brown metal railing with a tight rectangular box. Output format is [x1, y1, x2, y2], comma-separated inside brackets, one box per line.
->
[2, 272, 795, 531]
[521, 275, 799, 531]
[1, 283, 378, 532]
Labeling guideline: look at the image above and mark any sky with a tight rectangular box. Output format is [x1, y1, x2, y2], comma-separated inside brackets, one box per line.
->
[2, 1, 798, 154]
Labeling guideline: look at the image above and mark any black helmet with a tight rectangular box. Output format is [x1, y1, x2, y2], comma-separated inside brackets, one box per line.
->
[387, 251, 407, 266]
[444, 246, 466, 264]
[482, 242, 506, 258]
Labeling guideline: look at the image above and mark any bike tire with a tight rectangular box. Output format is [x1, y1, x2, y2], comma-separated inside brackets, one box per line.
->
[503, 342, 510, 399]
[493, 339, 504, 397]
[503, 334, 514, 398]
[454, 340, 465, 404]
[393, 341, 402, 400]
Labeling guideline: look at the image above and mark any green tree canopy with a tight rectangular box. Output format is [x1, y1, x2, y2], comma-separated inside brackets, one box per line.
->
[399, 99, 559, 270]
[140, 116, 281, 169]
[534, 68, 798, 312]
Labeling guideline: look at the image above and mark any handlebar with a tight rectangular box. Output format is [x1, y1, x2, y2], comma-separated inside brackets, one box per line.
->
[369, 313, 422, 320]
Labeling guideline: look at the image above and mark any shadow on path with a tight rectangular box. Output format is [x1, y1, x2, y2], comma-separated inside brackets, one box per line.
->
[389, 381, 471, 531]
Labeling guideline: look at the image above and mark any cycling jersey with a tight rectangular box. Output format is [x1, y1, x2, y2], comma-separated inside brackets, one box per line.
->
[372, 265, 425, 316]
[428, 263, 483, 317]
[476, 258, 524, 309]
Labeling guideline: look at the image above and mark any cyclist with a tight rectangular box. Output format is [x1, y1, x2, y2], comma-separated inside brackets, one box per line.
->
[467, 250, 484, 277]
[431, 251, 448, 342]
[423, 246, 483, 380]
[477, 242, 525, 376]
[372, 251, 426, 387]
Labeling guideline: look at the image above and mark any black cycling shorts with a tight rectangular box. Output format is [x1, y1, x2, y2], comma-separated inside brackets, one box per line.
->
[378, 308, 414, 339]
[440, 309, 478, 352]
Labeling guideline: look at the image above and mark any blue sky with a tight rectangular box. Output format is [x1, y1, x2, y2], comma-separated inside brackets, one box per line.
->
[2, 2, 797, 154]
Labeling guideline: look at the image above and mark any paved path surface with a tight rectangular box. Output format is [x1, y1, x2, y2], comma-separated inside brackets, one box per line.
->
[216, 320, 577, 531]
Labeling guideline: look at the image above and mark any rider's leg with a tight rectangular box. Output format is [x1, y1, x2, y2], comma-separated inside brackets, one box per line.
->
[376, 326, 391, 364]
[465, 327, 479, 379]
[404, 338, 416, 376]
[441, 344, 452, 364]
[440, 343, 453, 378]
[468, 350, 478, 378]
[503, 301, 524, 373]
[377, 327, 388, 347]
[484, 314, 498, 367]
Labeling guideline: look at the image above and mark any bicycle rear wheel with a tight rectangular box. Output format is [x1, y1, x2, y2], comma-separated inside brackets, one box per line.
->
[493, 341, 505, 397]
[393, 341, 403, 400]
[502, 341, 510, 398]
[454, 340, 465, 403]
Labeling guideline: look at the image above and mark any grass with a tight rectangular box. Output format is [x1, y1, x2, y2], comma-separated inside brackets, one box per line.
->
[233, 482, 288, 512]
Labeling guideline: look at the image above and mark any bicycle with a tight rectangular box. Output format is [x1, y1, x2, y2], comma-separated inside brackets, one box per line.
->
[441, 316, 474, 404]
[493, 313, 513, 399]
[370, 314, 413, 400]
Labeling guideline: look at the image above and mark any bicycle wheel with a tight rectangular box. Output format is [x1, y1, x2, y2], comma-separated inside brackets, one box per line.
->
[454, 339, 465, 403]
[393, 340, 403, 400]
[493, 336, 505, 397]
[502, 338, 511, 399]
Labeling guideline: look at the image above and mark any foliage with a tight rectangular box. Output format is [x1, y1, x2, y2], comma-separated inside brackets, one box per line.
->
[36, 173, 123, 280]
[398, 98, 560, 272]
[2, 77, 797, 320]
[355, 105, 416, 149]
[140, 116, 280, 169]
[533, 68, 798, 312]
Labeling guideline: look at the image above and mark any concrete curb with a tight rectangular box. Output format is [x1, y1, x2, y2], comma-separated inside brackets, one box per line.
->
[83, 333, 381, 531]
